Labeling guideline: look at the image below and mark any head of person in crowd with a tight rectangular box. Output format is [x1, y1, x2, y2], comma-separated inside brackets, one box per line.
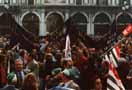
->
[57, 69, 80, 90]
[21, 73, 38, 90]
[59, 69, 72, 83]
[94, 76, 102, 90]
[7, 72, 17, 85]
[46, 68, 62, 89]
[45, 53, 53, 61]
[32, 49, 38, 59]
[19, 49, 25, 58]
[27, 53, 34, 62]
[15, 59, 23, 72]
[62, 58, 73, 69]
[55, 51, 63, 67]
[1, 72, 18, 90]
[45, 47, 52, 53]
[51, 68, 62, 77]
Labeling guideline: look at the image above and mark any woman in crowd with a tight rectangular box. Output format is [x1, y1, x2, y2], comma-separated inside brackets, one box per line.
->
[21, 73, 39, 90]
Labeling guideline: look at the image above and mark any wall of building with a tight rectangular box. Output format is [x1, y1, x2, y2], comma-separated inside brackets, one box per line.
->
[0, 0, 131, 36]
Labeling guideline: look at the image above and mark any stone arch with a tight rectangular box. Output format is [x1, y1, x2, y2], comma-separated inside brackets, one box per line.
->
[69, 12, 88, 34]
[21, 11, 41, 23]
[45, 12, 64, 33]
[22, 12, 40, 36]
[116, 12, 132, 33]
[116, 12, 132, 23]
[0, 13, 14, 35]
[45, 11, 64, 21]
[71, 11, 88, 22]
[93, 11, 111, 22]
[93, 12, 111, 37]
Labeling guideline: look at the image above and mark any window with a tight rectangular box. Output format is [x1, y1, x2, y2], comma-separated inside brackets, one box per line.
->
[119, 0, 130, 5]
[76, 0, 82, 5]
[28, 0, 34, 5]
[97, 0, 108, 5]
[71, 13, 88, 33]
[94, 13, 110, 37]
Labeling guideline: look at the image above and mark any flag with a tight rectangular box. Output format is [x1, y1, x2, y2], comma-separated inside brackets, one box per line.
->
[122, 24, 132, 36]
[103, 45, 121, 67]
[64, 17, 79, 45]
[8, 13, 38, 51]
[107, 63, 125, 90]
[65, 35, 71, 59]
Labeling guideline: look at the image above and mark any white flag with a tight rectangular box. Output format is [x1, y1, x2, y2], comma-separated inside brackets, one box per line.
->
[65, 35, 71, 59]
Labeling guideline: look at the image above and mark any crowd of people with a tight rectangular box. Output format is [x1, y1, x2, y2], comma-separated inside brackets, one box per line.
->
[0, 32, 132, 90]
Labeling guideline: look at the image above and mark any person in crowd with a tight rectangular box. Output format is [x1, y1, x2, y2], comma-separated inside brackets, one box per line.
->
[18, 49, 25, 66]
[127, 61, 132, 80]
[45, 68, 62, 90]
[0, 72, 19, 90]
[62, 58, 80, 83]
[39, 38, 49, 54]
[21, 73, 39, 90]
[0, 54, 7, 88]
[126, 61, 132, 89]
[100, 61, 109, 90]
[26, 53, 39, 79]
[9, 59, 25, 88]
[58, 69, 80, 90]
[93, 76, 102, 90]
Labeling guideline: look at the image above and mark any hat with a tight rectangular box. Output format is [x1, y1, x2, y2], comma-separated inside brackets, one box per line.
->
[7, 72, 15, 83]
[68, 68, 80, 79]
[62, 57, 72, 61]
[51, 68, 62, 75]
[62, 69, 70, 76]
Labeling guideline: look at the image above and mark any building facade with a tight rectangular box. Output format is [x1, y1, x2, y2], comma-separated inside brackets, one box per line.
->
[0, 0, 132, 37]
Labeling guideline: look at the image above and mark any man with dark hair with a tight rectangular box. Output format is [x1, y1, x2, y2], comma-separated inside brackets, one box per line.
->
[26, 53, 39, 79]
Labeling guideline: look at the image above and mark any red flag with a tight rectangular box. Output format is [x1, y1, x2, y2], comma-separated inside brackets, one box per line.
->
[122, 24, 132, 36]
[107, 63, 125, 90]
[113, 44, 120, 60]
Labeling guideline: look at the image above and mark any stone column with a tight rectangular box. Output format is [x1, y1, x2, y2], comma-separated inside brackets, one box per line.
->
[93, 0, 96, 5]
[87, 23, 90, 35]
[39, 12, 47, 36]
[84, 0, 88, 4]
[108, 0, 112, 5]
[66, 0, 69, 4]
[91, 22, 94, 35]
[65, 11, 69, 21]
[41, 0, 44, 4]
[130, 0, 132, 6]
[70, 0, 74, 4]
[112, 0, 115, 6]
[89, 14, 94, 35]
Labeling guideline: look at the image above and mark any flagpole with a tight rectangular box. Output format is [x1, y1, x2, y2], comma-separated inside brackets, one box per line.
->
[101, 36, 125, 58]
[101, 24, 132, 58]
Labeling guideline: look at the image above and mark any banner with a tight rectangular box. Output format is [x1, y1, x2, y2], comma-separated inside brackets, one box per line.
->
[65, 35, 71, 59]
[122, 24, 132, 36]
[107, 63, 125, 90]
